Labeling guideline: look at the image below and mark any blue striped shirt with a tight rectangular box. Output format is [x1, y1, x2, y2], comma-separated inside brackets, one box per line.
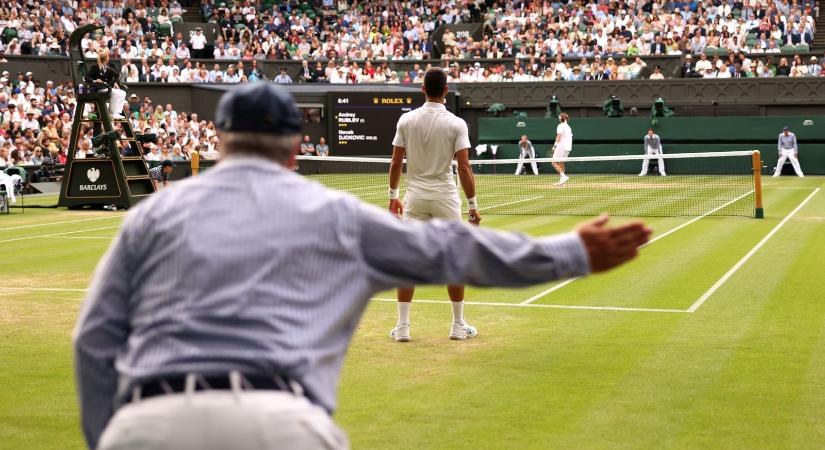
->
[73, 156, 590, 449]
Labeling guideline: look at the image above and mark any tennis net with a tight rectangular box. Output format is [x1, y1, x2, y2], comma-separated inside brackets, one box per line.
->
[295, 151, 763, 217]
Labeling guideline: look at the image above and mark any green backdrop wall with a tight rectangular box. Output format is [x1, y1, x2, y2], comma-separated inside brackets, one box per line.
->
[477, 116, 825, 175]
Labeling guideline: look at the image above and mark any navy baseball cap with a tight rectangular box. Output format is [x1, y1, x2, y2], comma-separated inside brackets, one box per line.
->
[161, 159, 173, 167]
[215, 82, 301, 136]
[782, 125, 790, 131]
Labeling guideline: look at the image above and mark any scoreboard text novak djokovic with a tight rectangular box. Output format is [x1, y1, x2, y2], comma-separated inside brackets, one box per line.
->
[329, 92, 424, 155]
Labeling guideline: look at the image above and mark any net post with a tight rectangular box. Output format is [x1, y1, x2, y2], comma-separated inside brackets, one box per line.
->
[752, 150, 764, 218]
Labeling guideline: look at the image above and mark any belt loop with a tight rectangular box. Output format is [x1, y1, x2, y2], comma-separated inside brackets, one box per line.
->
[184, 373, 197, 401]
[229, 370, 243, 402]
[131, 385, 142, 403]
[159, 379, 173, 394]
[288, 379, 304, 397]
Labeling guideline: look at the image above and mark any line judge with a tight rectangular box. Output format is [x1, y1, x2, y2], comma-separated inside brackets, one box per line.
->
[74, 82, 651, 450]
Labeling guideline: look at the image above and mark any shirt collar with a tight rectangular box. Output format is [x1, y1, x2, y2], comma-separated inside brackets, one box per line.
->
[217, 154, 290, 173]
[423, 101, 446, 110]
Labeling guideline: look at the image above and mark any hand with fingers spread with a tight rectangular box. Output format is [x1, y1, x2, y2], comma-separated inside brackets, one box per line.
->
[577, 214, 652, 273]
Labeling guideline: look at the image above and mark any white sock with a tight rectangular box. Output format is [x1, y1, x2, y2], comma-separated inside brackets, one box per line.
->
[451, 301, 464, 325]
[398, 302, 410, 325]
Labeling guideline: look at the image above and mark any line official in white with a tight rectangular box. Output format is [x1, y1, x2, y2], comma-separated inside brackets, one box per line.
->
[515, 135, 539, 175]
[773, 125, 804, 177]
[639, 128, 667, 176]
[74, 82, 651, 450]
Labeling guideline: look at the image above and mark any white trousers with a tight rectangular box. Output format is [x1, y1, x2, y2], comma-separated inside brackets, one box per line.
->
[109, 88, 127, 117]
[515, 147, 538, 175]
[0, 173, 21, 204]
[639, 148, 666, 176]
[98, 390, 349, 450]
[773, 148, 804, 177]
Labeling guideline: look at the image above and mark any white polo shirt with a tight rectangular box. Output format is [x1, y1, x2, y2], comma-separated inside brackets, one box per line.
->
[556, 121, 573, 151]
[392, 102, 470, 200]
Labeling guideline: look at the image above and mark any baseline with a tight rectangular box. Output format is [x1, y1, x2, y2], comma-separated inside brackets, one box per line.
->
[373, 298, 685, 313]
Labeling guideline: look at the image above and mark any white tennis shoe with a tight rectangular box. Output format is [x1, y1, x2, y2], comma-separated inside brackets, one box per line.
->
[449, 322, 478, 340]
[390, 323, 411, 342]
[555, 175, 569, 186]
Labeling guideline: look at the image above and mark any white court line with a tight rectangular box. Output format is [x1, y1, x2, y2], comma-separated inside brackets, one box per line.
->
[373, 298, 685, 313]
[687, 187, 820, 313]
[0, 287, 88, 293]
[0, 214, 125, 232]
[0, 287, 682, 313]
[767, 187, 820, 190]
[339, 184, 385, 193]
[0, 226, 121, 244]
[519, 190, 755, 305]
[478, 196, 543, 212]
[61, 236, 114, 240]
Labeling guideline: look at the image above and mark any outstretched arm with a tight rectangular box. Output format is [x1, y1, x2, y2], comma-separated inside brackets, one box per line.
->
[356, 197, 650, 290]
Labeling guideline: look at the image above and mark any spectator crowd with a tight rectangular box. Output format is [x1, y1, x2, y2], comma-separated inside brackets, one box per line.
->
[0, 74, 224, 171]
[0, 0, 820, 83]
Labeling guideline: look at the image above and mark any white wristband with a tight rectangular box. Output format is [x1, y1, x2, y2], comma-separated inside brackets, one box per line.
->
[467, 197, 478, 210]
[389, 188, 400, 200]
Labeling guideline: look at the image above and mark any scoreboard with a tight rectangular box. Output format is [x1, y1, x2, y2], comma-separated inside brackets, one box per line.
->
[328, 92, 423, 155]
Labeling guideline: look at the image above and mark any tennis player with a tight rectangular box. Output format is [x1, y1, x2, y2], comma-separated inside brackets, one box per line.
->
[552, 113, 573, 185]
[639, 128, 667, 176]
[515, 135, 539, 175]
[388, 67, 480, 342]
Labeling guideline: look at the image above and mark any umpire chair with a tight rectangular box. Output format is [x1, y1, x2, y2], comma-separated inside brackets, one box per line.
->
[58, 24, 155, 210]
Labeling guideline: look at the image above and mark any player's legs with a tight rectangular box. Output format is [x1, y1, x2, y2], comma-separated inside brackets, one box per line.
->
[446, 284, 477, 340]
[390, 287, 414, 342]
[390, 197, 431, 342]
[528, 148, 539, 175]
[429, 197, 478, 340]
[639, 156, 650, 176]
[773, 151, 789, 176]
[788, 153, 804, 177]
[552, 147, 570, 185]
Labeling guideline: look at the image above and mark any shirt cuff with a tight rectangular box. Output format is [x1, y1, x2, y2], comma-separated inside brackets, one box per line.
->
[539, 232, 591, 279]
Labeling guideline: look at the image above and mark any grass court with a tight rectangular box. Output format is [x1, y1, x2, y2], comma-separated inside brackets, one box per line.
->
[1, 174, 824, 449]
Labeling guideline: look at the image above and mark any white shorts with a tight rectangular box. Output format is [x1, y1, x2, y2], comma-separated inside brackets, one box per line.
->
[553, 147, 571, 159]
[403, 196, 461, 222]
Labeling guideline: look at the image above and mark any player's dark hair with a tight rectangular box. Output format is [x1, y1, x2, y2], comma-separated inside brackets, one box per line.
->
[423, 68, 448, 98]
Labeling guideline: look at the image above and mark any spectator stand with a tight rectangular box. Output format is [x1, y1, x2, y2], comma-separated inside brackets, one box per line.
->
[58, 25, 156, 210]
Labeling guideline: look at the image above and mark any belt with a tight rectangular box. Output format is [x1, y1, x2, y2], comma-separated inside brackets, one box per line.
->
[133, 372, 303, 403]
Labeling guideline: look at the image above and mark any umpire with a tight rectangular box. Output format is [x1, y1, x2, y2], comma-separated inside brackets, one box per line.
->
[74, 83, 650, 450]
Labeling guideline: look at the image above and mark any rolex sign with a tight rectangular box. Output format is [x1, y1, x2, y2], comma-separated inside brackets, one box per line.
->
[66, 160, 121, 198]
